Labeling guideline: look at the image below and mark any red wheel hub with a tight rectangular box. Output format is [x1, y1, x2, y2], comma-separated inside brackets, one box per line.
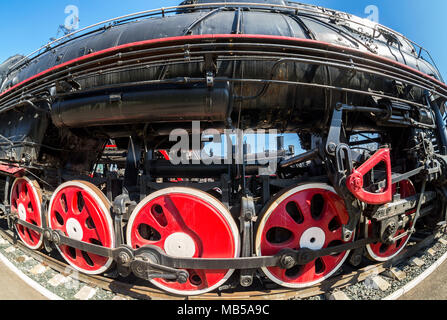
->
[256, 183, 352, 288]
[10, 177, 43, 250]
[126, 187, 240, 296]
[48, 181, 115, 274]
[366, 180, 416, 262]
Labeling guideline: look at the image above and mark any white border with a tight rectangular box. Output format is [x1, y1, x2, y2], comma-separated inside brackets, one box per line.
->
[0, 251, 62, 300]
[383, 249, 447, 300]
[10, 177, 44, 250]
[48, 181, 115, 275]
[126, 187, 241, 296]
[255, 183, 352, 288]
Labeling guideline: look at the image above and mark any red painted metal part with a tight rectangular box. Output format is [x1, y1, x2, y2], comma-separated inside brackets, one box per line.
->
[128, 191, 237, 294]
[1, 34, 446, 100]
[0, 162, 24, 176]
[10, 178, 43, 249]
[49, 183, 114, 273]
[259, 186, 352, 287]
[346, 148, 392, 205]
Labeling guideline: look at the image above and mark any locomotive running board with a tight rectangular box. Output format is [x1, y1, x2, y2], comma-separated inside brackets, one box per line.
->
[0, 161, 24, 177]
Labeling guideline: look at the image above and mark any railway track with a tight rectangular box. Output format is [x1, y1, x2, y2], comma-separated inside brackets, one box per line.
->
[0, 224, 445, 300]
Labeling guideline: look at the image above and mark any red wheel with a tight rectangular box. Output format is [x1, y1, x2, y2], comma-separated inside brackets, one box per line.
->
[10, 177, 44, 250]
[126, 187, 240, 296]
[255, 183, 353, 288]
[48, 181, 115, 274]
[365, 180, 416, 262]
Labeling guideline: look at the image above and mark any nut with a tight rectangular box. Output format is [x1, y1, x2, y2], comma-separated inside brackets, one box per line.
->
[119, 252, 130, 264]
[280, 255, 296, 269]
[177, 272, 188, 284]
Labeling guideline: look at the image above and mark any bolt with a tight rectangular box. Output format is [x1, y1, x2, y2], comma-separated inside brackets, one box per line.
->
[52, 232, 61, 245]
[344, 230, 353, 241]
[177, 272, 188, 284]
[350, 176, 363, 191]
[327, 143, 337, 154]
[43, 230, 52, 240]
[240, 276, 253, 287]
[281, 255, 296, 269]
[119, 252, 130, 264]
[350, 253, 362, 266]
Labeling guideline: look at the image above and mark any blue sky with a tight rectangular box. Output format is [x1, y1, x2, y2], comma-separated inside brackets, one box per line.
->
[0, 0, 445, 80]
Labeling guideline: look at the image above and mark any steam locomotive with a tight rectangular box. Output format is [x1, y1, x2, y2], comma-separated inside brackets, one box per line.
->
[0, 0, 446, 296]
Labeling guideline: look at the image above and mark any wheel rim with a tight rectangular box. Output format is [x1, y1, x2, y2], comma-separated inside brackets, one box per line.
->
[126, 187, 240, 296]
[10, 177, 43, 250]
[365, 180, 416, 262]
[48, 181, 115, 274]
[255, 183, 352, 288]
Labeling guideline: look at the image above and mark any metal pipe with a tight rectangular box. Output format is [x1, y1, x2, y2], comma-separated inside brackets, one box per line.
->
[280, 148, 319, 168]
[51, 84, 230, 128]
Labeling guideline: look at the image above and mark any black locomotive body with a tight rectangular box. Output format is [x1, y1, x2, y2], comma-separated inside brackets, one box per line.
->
[0, 0, 446, 295]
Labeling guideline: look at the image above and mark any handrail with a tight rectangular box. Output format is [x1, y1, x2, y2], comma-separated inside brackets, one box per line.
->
[5, 1, 440, 79]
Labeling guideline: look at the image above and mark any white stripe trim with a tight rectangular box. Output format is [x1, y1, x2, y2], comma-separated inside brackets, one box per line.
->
[383, 249, 447, 300]
[0, 251, 63, 300]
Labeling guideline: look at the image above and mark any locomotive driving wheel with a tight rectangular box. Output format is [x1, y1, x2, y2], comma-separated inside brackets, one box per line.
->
[48, 181, 115, 275]
[255, 183, 353, 288]
[365, 180, 416, 262]
[10, 177, 44, 250]
[126, 187, 240, 296]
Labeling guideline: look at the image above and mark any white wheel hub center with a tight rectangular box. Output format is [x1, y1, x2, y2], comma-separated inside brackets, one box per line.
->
[18, 203, 27, 221]
[164, 233, 196, 257]
[300, 227, 326, 251]
[66, 218, 84, 241]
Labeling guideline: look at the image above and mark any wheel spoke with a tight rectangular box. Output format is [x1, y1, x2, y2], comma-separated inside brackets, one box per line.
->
[261, 237, 296, 256]
[293, 196, 313, 223]
[300, 260, 316, 281]
[263, 212, 301, 240]
[162, 195, 194, 234]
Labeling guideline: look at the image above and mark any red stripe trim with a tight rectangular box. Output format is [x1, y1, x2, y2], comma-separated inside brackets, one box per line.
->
[1, 34, 446, 99]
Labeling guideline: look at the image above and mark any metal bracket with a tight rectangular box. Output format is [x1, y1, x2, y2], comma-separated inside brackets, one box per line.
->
[130, 248, 188, 283]
[239, 196, 256, 287]
[346, 148, 393, 205]
[324, 106, 362, 241]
